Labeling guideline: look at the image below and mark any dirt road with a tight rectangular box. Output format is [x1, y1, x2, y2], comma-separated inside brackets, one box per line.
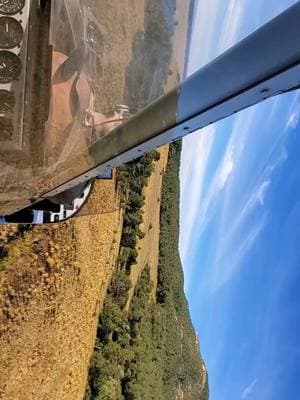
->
[125, 145, 169, 310]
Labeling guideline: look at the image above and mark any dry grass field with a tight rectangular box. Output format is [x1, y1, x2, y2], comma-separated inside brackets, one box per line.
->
[0, 180, 122, 400]
[125, 145, 169, 310]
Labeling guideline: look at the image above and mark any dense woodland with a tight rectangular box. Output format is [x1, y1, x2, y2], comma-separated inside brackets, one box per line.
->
[116, 150, 160, 271]
[84, 143, 209, 400]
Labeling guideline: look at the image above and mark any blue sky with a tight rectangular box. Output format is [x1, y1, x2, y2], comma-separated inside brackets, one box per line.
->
[179, 1, 300, 399]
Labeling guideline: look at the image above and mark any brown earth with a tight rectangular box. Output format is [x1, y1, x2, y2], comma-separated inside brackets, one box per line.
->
[0, 179, 122, 400]
[125, 145, 169, 310]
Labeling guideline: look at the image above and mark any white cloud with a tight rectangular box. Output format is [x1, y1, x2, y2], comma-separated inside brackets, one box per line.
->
[217, 146, 234, 189]
[186, 108, 255, 220]
[255, 180, 270, 206]
[242, 378, 258, 399]
[218, 0, 244, 53]
[206, 102, 292, 292]
[187, 0, 247, 75]
[187, 0, 222, 73]
[180, 96, 289, 294]
[181, 0, 255, 262]
[285, 92, 300, 131]
[211, 217, 267, 292]
[265, 147, 288, 175]
[180, 107, 257, 267]
[180, 126, 216, 258]
[286, 108, 300, 130]
[223, 179, 271, 240]
[242, 179, 271, 216]
[230, 178, 269, 224]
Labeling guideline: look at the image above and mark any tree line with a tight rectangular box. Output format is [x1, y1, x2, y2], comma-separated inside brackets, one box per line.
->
[84, 142, 209, 400]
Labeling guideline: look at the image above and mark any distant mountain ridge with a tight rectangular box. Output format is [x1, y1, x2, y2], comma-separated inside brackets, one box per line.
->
[157, 141, 209, 399]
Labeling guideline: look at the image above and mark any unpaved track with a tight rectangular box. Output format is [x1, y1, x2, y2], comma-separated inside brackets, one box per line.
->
[125, 145, 169, 310]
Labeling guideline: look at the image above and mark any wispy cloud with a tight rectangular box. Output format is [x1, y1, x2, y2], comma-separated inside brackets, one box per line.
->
[182, 90, 295, 294]
[217, 146, 234, 189]
[181, 0, 252, 264]
[180, 126, 216, 258]
[211, 217, 267, 292]
[255, 180, 270, 205]
[265, 147, 288, 176]
[236, 179, 271, 224]
[218, 0, 245, 52]
[187, 0, 247, 74]
[187, 0, 224, 74]
[206, 123, 291, 292]
[180, 105, 257, 258]
[286, 108, 300, 130]
[242, 378, 258, 399]
[180, 114, 256, 286]
[285, 93, 300, 131]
